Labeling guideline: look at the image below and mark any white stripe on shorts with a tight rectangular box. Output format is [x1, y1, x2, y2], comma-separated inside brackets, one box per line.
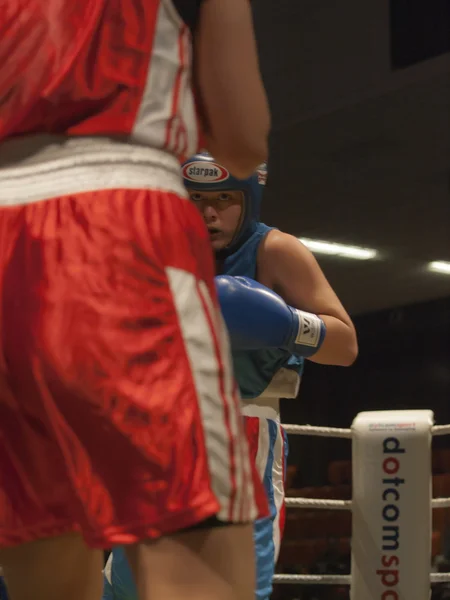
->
[197, 280, 256, 523]
[272, 428, 285, 561]
[256, 420, 285, 560]
[103, 554, 113, 584]
[166, 267, 255, 523]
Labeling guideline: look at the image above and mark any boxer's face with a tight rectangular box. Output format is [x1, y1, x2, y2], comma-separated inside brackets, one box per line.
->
[189, 190, 243, 250]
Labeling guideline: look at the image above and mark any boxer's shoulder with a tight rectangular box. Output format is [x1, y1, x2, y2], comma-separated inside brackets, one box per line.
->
[257, 229, 310, 289]
[261, 229, 308, 255]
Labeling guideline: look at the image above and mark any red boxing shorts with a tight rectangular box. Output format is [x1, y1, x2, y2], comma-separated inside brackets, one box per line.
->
[0, 156, 267, 548]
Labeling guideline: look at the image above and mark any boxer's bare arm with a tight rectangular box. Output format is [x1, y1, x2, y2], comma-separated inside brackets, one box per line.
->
[194, 0, 270, 178]
[257, 230, 358, 366]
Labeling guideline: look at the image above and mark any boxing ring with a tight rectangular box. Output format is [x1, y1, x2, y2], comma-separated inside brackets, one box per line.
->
[274, 410, 450, 598]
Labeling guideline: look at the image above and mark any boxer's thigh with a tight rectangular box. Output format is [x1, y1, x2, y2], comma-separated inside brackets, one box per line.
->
[126, 522, 256, 600]
[104, 547, 137, 600]
[245, 417, 287, 599]
[0, 533, 103, 600]
[253, 516, 275, 600]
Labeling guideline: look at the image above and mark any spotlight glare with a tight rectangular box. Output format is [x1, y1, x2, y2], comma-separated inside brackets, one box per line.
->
[299, 238, 378, 260]
[428, 261, 450, 275]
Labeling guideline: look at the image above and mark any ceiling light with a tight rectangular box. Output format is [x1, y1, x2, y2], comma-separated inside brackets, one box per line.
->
[299, 238, 378, 260]
[428, 261, 450, 274]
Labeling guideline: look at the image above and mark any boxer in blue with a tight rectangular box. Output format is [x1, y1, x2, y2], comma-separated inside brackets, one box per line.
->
[102, 155, 358, 600]
[183, 153, 358, 599]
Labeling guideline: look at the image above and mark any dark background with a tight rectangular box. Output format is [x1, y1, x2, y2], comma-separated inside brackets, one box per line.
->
[253, 0, 450, 316]
[249, 1, 450, 594]
[285, 295, 450, 486]
[249, 0, 450, 474]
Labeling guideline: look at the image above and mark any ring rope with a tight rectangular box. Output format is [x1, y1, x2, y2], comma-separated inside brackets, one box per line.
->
[431, 425, 450, 436]
[273, 574, 350, 585]
[285, 498, 351, 509]
[282, 424, 352, 438]
[273, 572, 450, 585]
[285, 497, 450, 509]
[283, 423, 450, 438]
[279, 421, 450, 587]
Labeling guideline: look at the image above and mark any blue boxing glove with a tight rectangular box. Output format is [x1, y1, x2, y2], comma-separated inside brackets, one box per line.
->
[215, 275, 326, 358]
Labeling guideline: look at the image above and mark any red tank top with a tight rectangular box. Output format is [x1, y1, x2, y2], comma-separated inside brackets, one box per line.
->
[0, 0, 202, 161]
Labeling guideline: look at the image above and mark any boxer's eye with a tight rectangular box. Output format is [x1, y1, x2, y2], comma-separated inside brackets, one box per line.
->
[216, 193, 234, 207]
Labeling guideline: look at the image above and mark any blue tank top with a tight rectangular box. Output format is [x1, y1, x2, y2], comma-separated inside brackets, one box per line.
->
[220, 222, 304, 399]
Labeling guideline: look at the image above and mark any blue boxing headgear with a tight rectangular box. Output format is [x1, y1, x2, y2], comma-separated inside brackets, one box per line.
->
[182, 152, 267, 255]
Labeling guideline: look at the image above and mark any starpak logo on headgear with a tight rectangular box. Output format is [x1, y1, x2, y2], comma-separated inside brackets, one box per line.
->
[182, 161, 230, 183]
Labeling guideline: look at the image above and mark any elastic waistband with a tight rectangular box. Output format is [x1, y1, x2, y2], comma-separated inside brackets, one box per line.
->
[241, 398, 281, 422]
[0, 136, 186, 206]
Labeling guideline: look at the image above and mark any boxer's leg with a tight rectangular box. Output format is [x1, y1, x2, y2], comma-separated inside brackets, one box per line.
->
[247, 418, 287, 600]
[103, 546, 137, 600]
[0, 533, 103, 600]
[0, 575, 8, 600]
[104, 525, 256, 600]
[126, 523, 255, 600]
[102, 554, 115, 600]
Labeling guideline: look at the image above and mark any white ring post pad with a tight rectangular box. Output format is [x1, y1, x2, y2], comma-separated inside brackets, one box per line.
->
[351, 410, 433, 600]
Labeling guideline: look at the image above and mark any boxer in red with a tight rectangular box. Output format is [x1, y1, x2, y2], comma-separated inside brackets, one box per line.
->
[0, 1, 270, 599]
